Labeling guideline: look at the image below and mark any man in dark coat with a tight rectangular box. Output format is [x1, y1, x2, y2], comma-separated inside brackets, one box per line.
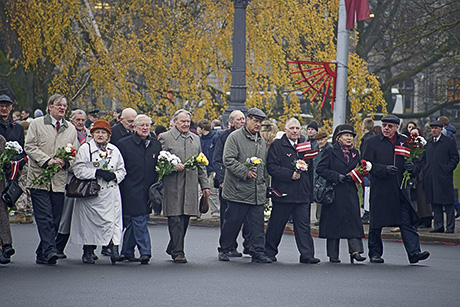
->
[212, 110, 250, 257]
[110, 108, 137, 146]
[363, 114, 430, 264]
[265, 118, 319, 264]
[422, 120, 459, 233]
[360, 118, 375, 224]
[117, 115, 161, 264]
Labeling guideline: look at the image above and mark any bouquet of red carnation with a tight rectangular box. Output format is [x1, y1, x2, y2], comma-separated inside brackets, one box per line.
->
[32, 144, 76, 186]
[348, 159, 372, 184]
[400, 133, 426, 188]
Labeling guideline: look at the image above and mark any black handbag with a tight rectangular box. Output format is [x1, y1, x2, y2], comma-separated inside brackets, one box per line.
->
[2, 180, 24, 208]
[313, 182, 335, 205]
[65, 143, 100, 198]
[65, 176, 100, 198]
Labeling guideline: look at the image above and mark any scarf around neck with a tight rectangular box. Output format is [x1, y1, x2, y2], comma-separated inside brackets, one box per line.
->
[337, 139, 353, 163]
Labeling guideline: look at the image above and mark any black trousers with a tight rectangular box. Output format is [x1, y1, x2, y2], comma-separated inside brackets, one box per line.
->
[219, 201, 265, 257]
[30, 189, 64, 258]
[265, 202, 315, 259]
[432, 203, 455, 232]
[369, 200, 420, 259]
[219, 188, 250, 251]
[166, 215, 190, 257]
[326, 238, 363, 259]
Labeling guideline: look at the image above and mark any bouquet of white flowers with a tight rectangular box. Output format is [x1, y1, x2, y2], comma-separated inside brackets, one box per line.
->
[155, 150, 181, 182]
[0, 141, 23, 180]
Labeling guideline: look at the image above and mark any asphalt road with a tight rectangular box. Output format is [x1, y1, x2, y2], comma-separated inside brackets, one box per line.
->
[1, 223, 459, 307]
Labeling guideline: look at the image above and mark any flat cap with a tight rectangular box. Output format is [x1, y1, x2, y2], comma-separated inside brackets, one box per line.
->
[88, 109, 100, 116]
[313, 132, 328, 140]
[0, 94, 13, 104]
[430, 120, 443, 128]
[114, 108, 122, 113]
[381, 114, 400, 125]
[247, 108, 266, 120]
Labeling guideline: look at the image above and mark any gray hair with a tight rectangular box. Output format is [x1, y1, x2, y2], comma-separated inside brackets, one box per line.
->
[121, 107, 137, 119]
[229, 110, 245, 122]
[70, 109, 86, 121]
[285, 118, 300, 129]
[134, 114, 152, 126]
[172, 109, 191, 121]
[46, 94, 66, 114]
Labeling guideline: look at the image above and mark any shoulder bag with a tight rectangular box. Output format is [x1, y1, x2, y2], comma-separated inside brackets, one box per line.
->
[313, 181, 335, 205]
[65, 144, 100, 198]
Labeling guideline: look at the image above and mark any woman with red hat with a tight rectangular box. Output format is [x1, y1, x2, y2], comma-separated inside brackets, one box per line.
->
[69, 120, 126, 264]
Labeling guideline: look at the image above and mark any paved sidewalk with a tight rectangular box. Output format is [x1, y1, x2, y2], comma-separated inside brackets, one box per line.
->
[151, 203, 460, 245]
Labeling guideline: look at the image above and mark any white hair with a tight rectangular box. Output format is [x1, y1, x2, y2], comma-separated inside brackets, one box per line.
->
[134, 114, 152, 126]
[285, 118, 300, 129]
[70, 109, 86, 121]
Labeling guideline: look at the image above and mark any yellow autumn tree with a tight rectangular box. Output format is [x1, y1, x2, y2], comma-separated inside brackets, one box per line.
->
[6, 0, 385, 130]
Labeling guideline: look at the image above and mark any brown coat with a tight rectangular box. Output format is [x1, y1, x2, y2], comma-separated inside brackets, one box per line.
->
[159, 127, 209, 216]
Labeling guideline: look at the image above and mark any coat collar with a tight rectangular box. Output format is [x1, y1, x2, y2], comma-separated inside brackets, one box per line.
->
[44, 114, 69, 129]
[88, 139, 116, 154]
[170, 126, 193, 140]
[331, 142, 358, 165]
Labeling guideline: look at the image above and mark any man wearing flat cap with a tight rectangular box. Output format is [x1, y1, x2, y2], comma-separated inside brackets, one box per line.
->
[422, 120, 459, 233]
[363, 114, 430, 264]
[218, 108, 272, 263]
[85, 109, 99, 128]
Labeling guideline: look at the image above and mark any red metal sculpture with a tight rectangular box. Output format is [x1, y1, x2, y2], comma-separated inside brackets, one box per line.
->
[288, 60, 337, 109]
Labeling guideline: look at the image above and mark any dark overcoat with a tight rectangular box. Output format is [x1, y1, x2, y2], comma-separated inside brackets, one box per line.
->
[212, 128, 234, 186]
[0, 116, 26, 162]
[315, 143, 364, 239]
[267, 134, 312, 204]
[117, 133, 161, 216]
[362, 133, 418, 229]
[110, 123, 130, 147]
[422, 134, 459, 204]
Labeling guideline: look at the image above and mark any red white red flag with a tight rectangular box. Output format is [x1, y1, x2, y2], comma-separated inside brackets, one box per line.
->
[296, 142, 312, 152]
[345, 0, 371, 29]
[348, 168, 364, 184]
[395, 145, 411, 157]
[303, 149, 319, 159]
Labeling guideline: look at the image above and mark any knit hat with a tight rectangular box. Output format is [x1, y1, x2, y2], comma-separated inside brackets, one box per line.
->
[307, 121, 319, 132]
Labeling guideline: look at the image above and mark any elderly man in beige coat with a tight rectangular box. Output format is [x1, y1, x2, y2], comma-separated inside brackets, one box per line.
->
[25, 94, 77, 265]
[159, 109, 210, 263]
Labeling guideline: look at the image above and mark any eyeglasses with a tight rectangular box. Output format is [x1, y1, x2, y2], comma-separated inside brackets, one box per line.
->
[53, 103, 68, 108]
[382, 123, 396, 128]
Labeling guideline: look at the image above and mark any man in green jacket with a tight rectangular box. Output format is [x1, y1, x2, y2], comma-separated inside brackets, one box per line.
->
[218, 108, 271, 263]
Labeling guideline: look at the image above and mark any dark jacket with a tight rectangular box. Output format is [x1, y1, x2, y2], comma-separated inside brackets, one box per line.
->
[423, 134, 459, 204]
[316, 143, 364, 239]
[212, 127, 235, 185]
[360, 131, 374, 154]
[117, 133, 161, 216]
[313, 142, 332, 185]
[200, 130, 218, 173]
[362, 133, 418, 229]
[110, 123, 131, 147]
[267, 134, 312, 204]
[0, 116, 26, 162]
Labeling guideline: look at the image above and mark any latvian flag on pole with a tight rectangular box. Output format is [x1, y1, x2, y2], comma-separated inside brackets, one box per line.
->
[394, 145, 411, 157]
[348, 168, 364, 184]
[303, 149, 319, 160]
[296, 142, 311, 152]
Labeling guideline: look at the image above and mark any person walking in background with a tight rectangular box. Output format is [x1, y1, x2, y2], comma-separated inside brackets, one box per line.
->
[110, 108, 137, 146]
[218, 108, 272, 263]
[265, 118, 319, 264]
[437, 116, 457, 143]
[159, 109, 210, 263]
[316, 124, 366, 264]
[213, 110, 249, 257]
[25, 94, 77, 265]
[363, 115, 430, 264]
[70, 120, 126, 264]
[117, 115, 161, 264]
[197, 119, 220, 218]
[423, 120, 459, 233]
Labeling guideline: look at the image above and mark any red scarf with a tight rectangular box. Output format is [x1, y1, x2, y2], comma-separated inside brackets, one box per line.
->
[338, 140, 353, 163]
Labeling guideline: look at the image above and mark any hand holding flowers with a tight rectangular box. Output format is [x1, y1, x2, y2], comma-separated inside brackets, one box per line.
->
[184, 152, 209, 170]
[32, 143, 76, 186]
[293, 159, 308, 173]
[155, 150, 181, 182]
[400, 133, 426, 188]
[0, 141, 23, 180]
[348, 159, 372, 184]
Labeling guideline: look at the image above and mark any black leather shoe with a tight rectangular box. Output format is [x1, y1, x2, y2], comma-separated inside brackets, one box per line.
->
[46, 252, 58, 264]
[91, 252, 99, 260]
[3, 246, 15, 258]
[350, 253, 366, 264]
[123, 256, 140, 262]
[101, 245, 112, 256]
[370, 256, 384, 263]
[251, 254, 272, 263]
[243, 248, 251, 255]
[445, 230, 454, 233]
[329, 257, 341, 263]
[266, 255, 277, 262]
[173, 252, 187, 263]
[228, 250, 243, 257]
[430, 228, 444, 233]
[140, 255, 151, 265]
[0, 252, 10, 264]
[56, 253, 67, 259]
[409, 251, 430, 264]
[300, 257, 320, 264]
[218, 252, 230, 261]
[110, 245, 122, 265]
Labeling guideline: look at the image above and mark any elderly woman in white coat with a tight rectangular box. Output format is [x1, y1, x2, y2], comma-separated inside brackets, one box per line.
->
[70, 120, 126, 264]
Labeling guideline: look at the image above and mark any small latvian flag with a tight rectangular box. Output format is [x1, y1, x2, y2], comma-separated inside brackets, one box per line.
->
[296, 142, 311, 152]
[395, 145, 411, 157]
[348, 168, 364, 184]
[304, 149, 319, 159]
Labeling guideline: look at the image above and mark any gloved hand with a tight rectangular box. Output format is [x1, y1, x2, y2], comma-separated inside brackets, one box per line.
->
[338, 174, 346, 183]
[345, 174, 354, 182]
[404, 161, 415, 172]
[96, 169, 116, 182]
[386, 165, 398, 175]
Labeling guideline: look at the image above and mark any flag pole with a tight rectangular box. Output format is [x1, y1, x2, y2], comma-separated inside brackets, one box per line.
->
[333, 0, 349, 130]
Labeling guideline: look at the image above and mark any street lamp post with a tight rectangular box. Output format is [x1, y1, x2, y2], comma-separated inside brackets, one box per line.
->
[222, 0, 250, 128]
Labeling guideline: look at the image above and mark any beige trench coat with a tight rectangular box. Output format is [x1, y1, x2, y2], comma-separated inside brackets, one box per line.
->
[159, 127, 209, 217]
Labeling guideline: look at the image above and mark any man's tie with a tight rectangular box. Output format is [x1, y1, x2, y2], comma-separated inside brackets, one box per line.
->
[56, 121, 60, 132]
